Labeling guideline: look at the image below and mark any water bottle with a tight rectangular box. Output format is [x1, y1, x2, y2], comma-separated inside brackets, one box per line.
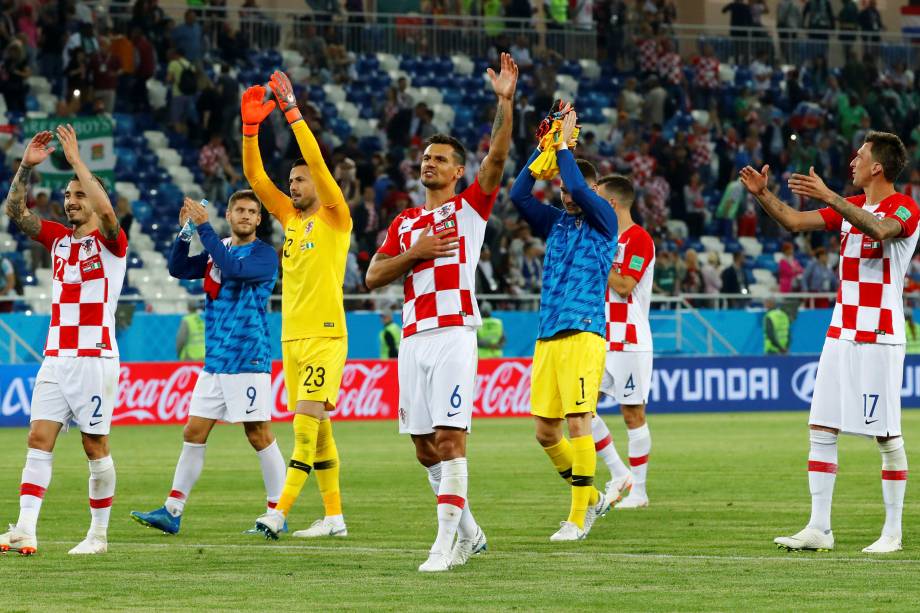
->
[179, 199, 209, 242]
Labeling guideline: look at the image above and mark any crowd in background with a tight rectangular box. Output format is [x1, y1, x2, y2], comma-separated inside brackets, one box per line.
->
[1, 0, 919, 310]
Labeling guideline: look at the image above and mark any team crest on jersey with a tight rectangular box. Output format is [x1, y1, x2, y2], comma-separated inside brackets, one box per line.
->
[305, 220, 315, 235]
[575, 218, 583, 229]
[81, 240, 99, 257]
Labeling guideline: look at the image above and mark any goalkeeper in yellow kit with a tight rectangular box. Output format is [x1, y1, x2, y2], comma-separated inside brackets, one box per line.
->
[242, 71, 351, 539]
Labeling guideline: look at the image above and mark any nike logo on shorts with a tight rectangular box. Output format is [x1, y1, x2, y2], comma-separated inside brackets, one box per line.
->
[245, 408, 257, 414]
[88, 420, 102, 427]
[865, 419, 879, 425]
[447, 411, 461, 417]
[575, 400, 587, 406]
[623, 392, 634, 398]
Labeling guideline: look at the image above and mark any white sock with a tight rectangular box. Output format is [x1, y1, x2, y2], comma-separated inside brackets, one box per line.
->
[165, 442, 207, 517]
[17, 448, 53, 535]
[88, 456, 116, 536]
[257, 440, 286, 512]
[806, 430, 838, 533]
[432, 458, 467, 554]
[427, 462, 479, 540]
[592, 416, 630, 480]
[878, 437, 908, 539]
[627, 424, 652, 498]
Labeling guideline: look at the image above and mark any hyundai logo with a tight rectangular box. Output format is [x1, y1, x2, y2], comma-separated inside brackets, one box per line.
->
[791, 361, 820, 403]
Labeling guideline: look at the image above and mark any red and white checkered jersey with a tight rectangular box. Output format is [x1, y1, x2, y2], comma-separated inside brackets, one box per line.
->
[693, 55, 720, 89]
[819, 193, 920, 344]
[35, 220, 128, 357]
[605, 224, 655, 352]
[637, 38, 658, 74]
[378, 179, 498, 338]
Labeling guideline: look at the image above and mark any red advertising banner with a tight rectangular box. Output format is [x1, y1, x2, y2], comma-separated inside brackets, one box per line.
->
[112, 359, 533, 426]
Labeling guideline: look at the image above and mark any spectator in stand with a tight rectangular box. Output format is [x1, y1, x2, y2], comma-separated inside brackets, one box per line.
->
[692, 42, 720, 110]
[352, 186, 380, 254]
[520, 240, 544, 293]
[199, 133, 240, 204]
[721, 250, 750, 304]
[131, 27, 156, 112]
[777, 241, 803, 293]
[0, 254, 14, 313]
[684, 172, 708, 236]
[171, 10, 204, 64]
[635, 22, 658, 77]
[702, 251, 723, 295]
[858, 0, 884, 45]
[16, 5, 38, 50]
[715, 170, 746, 239]
[166, 47, 198, 135]
[63, 22, 99, 68]
[476, 245, 501, 294]
[802, 246, 837, 307]
[335, 158, 361, 208]
[802, 0, 834, 53]
[37, 3, 66, 91]
[837, 0, 859, 43]
[721, 0, 752, 58]
[0, 40, 30, 113]
[736, 203, 758, 237]
[618, 77, 643, 123]
[642, 76, 668, 126]
[681, 249, 705, 296]
[657, 37, 686, 109]
[89, 36, 122, 114]
[776, 0, 802, 61]
[653, 249, 679, 297]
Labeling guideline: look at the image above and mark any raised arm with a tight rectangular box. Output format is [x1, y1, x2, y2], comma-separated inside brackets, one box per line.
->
[557, 148, 618, 240]
[3, 132, 52, 238]
[56, 124, 119, 240]
[740, 165, 827, 233]
[477, 52, 518, 194]
[269, 71, 350, 231]
[789, 166, 904, 240]
[240, 85, 296, 224]
[509, 148, 563, 239]
[168, 199, 209, 279]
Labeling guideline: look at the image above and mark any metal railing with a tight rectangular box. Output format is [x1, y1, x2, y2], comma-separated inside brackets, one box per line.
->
[101, 3, 917, 70]
[0, 317, 42, 363]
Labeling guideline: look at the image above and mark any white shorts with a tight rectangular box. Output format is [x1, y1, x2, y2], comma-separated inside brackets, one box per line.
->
[810, 337, 904, 437]
[600, 351, 653, 405]
[189, 372, 273, 423]
[398, 326, 477, 435]
[31, 356, 120, 435]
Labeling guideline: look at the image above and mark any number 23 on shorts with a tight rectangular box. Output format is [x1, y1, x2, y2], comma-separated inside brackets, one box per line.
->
[303, 365, 326, 389]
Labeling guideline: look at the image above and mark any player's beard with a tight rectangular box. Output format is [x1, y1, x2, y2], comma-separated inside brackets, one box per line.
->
[421, 175, 447, 190]
[292, 195, 316, 211]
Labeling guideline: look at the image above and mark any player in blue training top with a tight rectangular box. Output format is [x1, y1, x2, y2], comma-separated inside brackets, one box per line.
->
[130, 190, 287, 535]
[510, 109, 618, 542]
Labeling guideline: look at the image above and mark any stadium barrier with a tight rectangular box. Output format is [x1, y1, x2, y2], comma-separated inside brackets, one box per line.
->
[4, 355, 920, 428]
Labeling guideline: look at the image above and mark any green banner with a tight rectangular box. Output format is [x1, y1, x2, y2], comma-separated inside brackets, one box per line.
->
[21, 116, 115, 190]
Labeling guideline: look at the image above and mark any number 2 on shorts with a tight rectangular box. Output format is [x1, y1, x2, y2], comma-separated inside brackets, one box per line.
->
[90, 395, 102, 418]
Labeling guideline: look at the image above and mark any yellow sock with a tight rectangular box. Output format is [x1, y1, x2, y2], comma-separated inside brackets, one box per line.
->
[568, 435, 597, 529]
[314, 419, 342, 517]
[542, 437, 574, 484]
[277, 414, 320, 515]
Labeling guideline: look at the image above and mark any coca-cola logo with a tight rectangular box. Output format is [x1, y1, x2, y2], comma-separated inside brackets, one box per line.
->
[474, 360, 532, 416]
[114, 364, 201, 423]
[270, 362, 394, 420]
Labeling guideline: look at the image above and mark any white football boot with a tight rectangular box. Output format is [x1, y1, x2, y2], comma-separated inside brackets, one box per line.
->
[292, 516, 348, 538]
[549, 521, 586, 542]
[418, 551, 452, 572]
[774, 527, 834, 551]
[0, 524, 37, 555]
[69, 532, 108, 555]
[605, 473, 633, 505]
[615, 492, 649, 509]
[450, 526, 487, 567]
[254, 509, 286, 540]
[583, 491, 611, 536]
[862, 535, 902, 554]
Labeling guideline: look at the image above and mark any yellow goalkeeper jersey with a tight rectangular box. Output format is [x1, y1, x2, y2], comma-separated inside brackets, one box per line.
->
[243, 121, 352, 341]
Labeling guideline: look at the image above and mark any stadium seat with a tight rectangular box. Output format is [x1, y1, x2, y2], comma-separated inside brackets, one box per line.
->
[738, 237, 763, 258]
[700, 235, 725, 253]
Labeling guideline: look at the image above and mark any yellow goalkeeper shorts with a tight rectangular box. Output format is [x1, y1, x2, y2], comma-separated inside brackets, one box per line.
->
[282, 336, 348, 411]
[531, 331, 605, 420]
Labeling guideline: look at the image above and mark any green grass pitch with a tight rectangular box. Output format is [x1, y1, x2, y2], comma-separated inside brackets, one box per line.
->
[1, 411, 918, 612]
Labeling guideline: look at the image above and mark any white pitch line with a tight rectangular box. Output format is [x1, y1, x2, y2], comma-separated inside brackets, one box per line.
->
[41, 540, 920, 565]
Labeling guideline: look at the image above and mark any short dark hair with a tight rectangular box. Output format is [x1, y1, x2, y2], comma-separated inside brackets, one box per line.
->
[864, 131, 908, 182]
[424, 134, 466, 165]
[69, 173, 108, 191]
[597, 174, 635, 207]
[228, 189, 262, 211]
[575, 158, 598, 184]
[291, 157, 308, 170]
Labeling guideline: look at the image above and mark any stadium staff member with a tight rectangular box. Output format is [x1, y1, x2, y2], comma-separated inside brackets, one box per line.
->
[763, 296, 791, 355]
[176, 300, 206, 360]
[379, 309, 401, 359]
[477, 301, 505, 358]
[906, 308, 920, 354]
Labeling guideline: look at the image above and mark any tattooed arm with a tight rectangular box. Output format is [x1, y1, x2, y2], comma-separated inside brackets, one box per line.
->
[739, 164, 827, 232]
[56, 124, 120, 241]
[478, 52, 519, 194]
[4, 131, 56, 238]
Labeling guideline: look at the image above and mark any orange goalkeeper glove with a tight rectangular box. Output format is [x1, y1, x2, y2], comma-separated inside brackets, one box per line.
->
[268, 70, 302, 124]
[241, 85, 276, 137]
